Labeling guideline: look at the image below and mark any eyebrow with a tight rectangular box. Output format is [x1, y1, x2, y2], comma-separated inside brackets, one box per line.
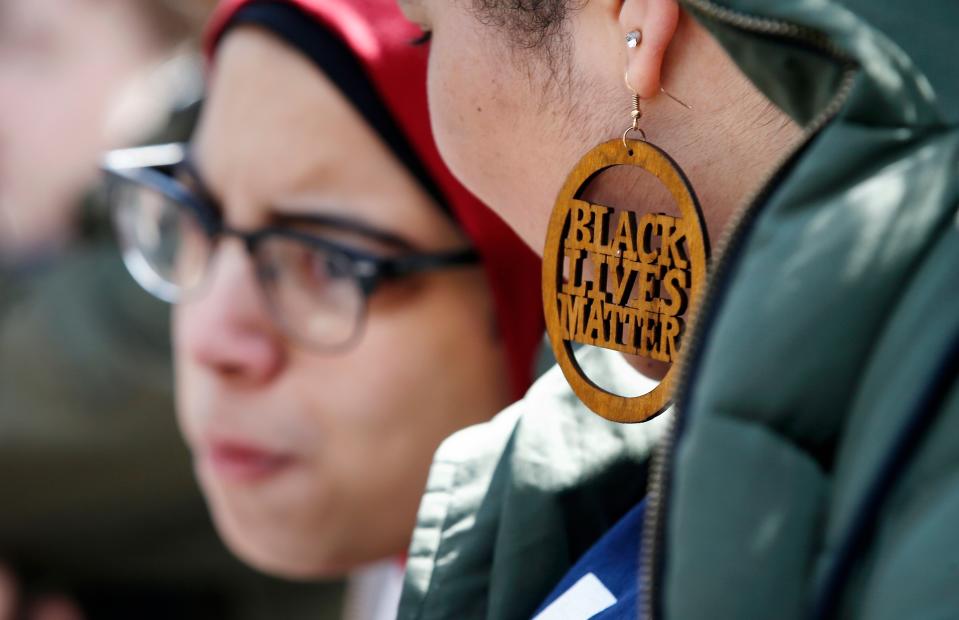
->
[271, 212, 416, 251]
[179, 151, 418, 252]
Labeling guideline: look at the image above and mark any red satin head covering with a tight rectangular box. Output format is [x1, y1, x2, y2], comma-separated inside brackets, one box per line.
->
[205, 0, 543, 398]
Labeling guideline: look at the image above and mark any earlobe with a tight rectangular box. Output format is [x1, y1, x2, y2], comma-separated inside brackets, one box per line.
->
[620, 0, 679, 98]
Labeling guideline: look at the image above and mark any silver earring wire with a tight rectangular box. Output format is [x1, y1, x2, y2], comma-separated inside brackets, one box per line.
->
[661, 86, 693, 110]
[626, 71, 692, 111]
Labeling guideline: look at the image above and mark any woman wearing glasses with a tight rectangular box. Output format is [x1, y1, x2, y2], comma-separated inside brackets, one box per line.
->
[104, 0, 542, 614]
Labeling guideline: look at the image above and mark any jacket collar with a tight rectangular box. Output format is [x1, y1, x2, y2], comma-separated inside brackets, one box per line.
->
[680, 0, 953, 130]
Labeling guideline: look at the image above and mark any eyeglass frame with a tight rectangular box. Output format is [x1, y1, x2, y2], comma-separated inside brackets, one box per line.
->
[102, 143, 482, 352]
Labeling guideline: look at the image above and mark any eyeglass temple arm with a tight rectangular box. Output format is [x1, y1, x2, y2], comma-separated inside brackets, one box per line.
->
[386, 248, 480, 275]
[355, 248, 480, 296]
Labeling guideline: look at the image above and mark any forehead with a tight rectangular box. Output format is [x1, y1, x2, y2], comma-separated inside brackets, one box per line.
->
[196, 28, 348, 189]
[192, 26, 459, 244]
[195, 26, 419, 210]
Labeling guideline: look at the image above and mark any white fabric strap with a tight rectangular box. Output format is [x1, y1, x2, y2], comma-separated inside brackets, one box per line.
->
[532, 573, 617, 620]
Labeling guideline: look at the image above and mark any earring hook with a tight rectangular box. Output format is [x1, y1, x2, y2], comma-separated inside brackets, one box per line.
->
[623, 74, 692, 147]
[623, 74, 647, 147]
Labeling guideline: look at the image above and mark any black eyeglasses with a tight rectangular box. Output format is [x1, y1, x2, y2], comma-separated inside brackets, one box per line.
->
[102, 144, 479, 351]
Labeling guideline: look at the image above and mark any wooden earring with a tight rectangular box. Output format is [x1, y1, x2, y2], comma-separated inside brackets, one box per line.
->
[541, 85, 708, 423]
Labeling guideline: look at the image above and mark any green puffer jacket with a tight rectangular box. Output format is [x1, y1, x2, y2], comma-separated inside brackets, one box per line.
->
[652, 1, 959, 619]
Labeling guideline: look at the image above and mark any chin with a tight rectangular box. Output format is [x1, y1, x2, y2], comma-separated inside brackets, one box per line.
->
[222, 525, 347, 579]
[213, 509, 357, 580]
[237, 544, 345, 581]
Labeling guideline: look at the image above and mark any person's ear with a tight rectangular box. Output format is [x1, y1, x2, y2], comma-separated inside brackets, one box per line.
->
[620, 0, 679, 98]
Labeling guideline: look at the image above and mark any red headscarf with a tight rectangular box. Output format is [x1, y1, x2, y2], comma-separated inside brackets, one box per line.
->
[204, 0, 543, 398]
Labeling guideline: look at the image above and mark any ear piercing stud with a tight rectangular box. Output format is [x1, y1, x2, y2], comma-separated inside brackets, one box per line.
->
[625, 30, 642, 48]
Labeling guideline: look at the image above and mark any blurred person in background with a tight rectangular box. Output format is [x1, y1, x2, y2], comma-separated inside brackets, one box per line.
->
[0, 0, 341, 617]
[0, 0, 209, 258]
[104, 0, 544, 618]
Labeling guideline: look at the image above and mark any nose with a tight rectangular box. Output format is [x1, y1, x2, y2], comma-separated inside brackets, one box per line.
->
[175, 240, 286, 385]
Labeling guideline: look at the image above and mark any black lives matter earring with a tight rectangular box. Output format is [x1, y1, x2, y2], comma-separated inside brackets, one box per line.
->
[542, 34, 709, 423]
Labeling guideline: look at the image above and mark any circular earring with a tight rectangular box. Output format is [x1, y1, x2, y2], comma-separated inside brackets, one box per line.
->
[541, 79, 709, 423]
[625, 30, 642, 48]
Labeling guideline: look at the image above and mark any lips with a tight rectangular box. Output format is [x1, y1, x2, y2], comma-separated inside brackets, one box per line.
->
[202, 439, 297, 484]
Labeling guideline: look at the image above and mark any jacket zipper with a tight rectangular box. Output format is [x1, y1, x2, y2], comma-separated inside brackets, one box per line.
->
[640, 3, 858, 618]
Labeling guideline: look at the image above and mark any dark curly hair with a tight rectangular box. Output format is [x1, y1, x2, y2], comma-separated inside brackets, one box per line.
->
[471, 0, 583, 51]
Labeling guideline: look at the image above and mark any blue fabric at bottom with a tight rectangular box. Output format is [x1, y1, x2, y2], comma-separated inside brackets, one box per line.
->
[532, 498, 647, 619]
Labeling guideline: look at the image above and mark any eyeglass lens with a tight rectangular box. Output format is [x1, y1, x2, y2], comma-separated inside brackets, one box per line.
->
[113, 176, 366, 349]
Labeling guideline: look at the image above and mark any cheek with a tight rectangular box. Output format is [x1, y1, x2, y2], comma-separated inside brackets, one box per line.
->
[425, 27, 558, 252]
[320, 277, 506, 465]
[171, 304, 197, 382]
[426, 28, 515, 205]
[170, 305, 196, 432]
[170, 305, 204, 442]
[425, 39, 483, 189]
